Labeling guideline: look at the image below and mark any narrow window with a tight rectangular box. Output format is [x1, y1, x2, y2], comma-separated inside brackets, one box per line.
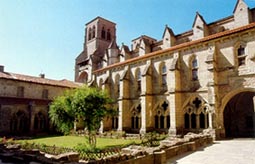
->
[88, 28, 92, 40]
[199, 113, 205, 128]
[107, 29, 111, 40]
[191, 113, 196, 129]
[42, 89, 48, 99]
[137, 70, 141, 93]
[101, 27, 106, 39]
[237, 45, 246, 66]
[184, 113, 190, 129]
[162, 65, 167, 87]
[160, 115, 165, 128]
[191, 58, 198, 80]
[92, 26, 96, 38]
[167, 115, 170, 128]
[17, 86, 24, 98]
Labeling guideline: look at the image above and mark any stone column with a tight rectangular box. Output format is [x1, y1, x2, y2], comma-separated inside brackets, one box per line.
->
[168, 93, 177, 135]
[253, 96, 255, 131]
[139, 62, 153, 134]
[28, 101, 35, 133]
[118, 68, 130, 132]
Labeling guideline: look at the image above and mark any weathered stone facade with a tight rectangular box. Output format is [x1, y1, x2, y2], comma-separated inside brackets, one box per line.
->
[75, 0, 255, 138]
[0, 66, 81, 135]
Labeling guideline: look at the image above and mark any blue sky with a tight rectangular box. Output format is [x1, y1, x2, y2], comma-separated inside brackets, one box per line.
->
[1, 0, 255, 81]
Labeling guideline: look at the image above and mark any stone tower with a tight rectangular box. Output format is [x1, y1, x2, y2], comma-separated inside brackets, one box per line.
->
[75, 17, 117, 83]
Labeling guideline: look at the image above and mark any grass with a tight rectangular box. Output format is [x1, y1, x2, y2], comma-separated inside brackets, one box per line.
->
[18, 135, 141, 149]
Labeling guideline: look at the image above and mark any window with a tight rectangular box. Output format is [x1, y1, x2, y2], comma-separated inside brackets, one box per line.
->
[131, 105, 141, 129]
[115, 75, 120, 98]
[101, 27, 106, 39]
[137, 70, 141, 93]
[161, 65, 167, 86]
[191, 58, 198, 80]
[184, 97, 209, 129]
[107, 29, 111, 40]
[92, 26, 96, 38]
[17, 86, 24, 98]
[88, 28, 92, 40]
[155, 101, 170, 129]
[237, 45, 246, 66]
[42, 89, 48, 99]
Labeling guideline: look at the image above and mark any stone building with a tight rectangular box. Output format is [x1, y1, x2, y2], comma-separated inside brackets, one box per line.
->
[75, 0, 255, 138]
[0, 66, 81, 135]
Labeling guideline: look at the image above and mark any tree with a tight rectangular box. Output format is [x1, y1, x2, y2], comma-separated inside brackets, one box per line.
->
[49, 85, 115, 147]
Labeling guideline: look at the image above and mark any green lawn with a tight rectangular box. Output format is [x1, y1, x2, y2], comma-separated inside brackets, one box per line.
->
[19, 135, 141, 149]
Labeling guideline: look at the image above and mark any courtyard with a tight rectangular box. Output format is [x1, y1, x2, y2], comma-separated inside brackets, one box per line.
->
[167, 138, 255, 164]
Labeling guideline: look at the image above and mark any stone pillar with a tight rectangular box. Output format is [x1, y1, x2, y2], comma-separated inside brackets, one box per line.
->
[168, 93, 177, 135]
[253, 96, 255, 132]
[118, 68, 130, 132]
[208, 112, 213, 128]
[117, 100, 123, 131]
[29, 101, 35, 133]
[140, 95, 146, 134]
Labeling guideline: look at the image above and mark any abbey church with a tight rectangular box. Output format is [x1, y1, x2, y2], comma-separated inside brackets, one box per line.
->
[75, 0, 255, 139]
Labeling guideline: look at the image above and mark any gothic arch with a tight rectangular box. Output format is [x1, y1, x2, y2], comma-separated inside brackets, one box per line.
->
[130, 101, 141, 131]
[10, 110, 29, 133]
[34, 111, 47, 131]
[153, 99, 170, 131]
[183, 95, 210, 130]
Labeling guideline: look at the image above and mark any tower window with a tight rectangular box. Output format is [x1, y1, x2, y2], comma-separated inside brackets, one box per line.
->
[101, 27, 106, 39]
[92, 26, 96, 38]
[88, 28, 92, 40]
[107, 29, 111, 40]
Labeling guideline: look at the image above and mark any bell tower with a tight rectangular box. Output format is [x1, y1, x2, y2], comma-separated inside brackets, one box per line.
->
[75, 17, 116, 83]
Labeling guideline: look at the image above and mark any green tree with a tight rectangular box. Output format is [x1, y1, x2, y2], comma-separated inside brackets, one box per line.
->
[49, 85, 115, 147]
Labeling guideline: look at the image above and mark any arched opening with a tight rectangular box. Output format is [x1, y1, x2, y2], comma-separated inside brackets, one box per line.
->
[34, 112, 46, 132]
[10, 110, 29, 134]
[224, 92, 255, 138]
[77, 72, 88, 83]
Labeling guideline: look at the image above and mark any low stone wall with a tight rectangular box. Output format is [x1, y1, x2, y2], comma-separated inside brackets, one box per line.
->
[0, 131, 213, 164]
[118, 132, 213, 164]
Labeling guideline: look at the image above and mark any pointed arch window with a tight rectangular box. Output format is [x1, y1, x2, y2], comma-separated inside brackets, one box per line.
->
[92, 26, 96, 38]
[237, 45, 246, 66]
[107, 29, 111, 40]
[101, 26, 106, 39]
[131, 104, 141, 129]
[88, 28, 92, 40]
[155, 101, 170, 130]
[184, 97, 209, 130]
[191, 57, 198, 81]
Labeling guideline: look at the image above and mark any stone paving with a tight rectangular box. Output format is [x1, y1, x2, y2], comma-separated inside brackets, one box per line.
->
[167, 138, 255, 164]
